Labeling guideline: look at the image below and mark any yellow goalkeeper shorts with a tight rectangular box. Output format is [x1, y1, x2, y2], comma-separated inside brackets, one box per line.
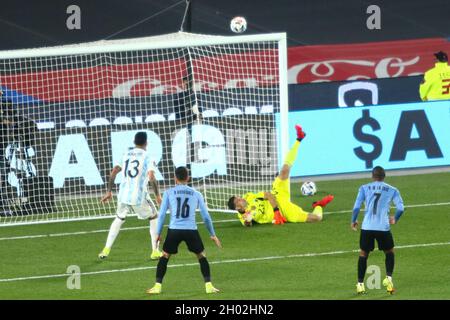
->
[279, 200, 308, 223]
[272, 177, 308, 223]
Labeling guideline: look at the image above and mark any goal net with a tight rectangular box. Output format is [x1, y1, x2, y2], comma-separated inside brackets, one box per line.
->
[0, 32, 289, 226]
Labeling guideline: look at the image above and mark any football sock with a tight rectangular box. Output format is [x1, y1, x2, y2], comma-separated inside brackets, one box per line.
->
[312, 206, 323, 219]
[284, 141, 300, 167]
[358, 256, 368, 283]
[199, 257, 211, 282]
[385, 252, 395, 277]
[105, 217, 125, 249]
[149, 218, 158, 251]
[156, 256, 169, 283]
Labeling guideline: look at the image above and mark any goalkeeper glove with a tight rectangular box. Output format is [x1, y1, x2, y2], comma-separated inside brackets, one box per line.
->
[295, 124, 306, 141]
[273, 207, 286, 225]
[242, 212, 253, 227]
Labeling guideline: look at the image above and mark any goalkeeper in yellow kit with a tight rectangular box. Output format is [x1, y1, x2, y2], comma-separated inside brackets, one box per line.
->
[227, 124, 334, 226]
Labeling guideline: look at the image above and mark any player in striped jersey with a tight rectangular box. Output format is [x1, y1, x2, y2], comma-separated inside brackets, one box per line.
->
[98, 132, 162, 260]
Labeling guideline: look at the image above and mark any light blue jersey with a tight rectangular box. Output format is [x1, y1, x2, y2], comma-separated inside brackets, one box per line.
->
[116, 148, 155, 206]
[352, 181, 404, 231]
[156, 184, 215, 236]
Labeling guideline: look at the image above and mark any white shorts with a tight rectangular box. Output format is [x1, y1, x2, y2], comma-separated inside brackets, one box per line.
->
[116, 198, 158, 220]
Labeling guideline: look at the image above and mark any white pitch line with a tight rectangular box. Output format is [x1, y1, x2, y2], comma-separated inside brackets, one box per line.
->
[1, 201, 449, 242]
[0, 241, 449, 283]
[403, 202, 450, 208]
[0, 219, 236, 241]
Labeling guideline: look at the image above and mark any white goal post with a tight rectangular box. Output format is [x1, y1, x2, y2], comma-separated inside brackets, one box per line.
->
[0, 32, 289, 226]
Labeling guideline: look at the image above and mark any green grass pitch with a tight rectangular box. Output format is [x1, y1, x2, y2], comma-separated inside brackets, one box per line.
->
[0, 171, 449, 300]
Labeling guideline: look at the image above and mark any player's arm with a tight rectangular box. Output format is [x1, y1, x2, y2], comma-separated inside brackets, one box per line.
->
[198, 193, 222, 248]
[264, 192, 286, 225]
[101, 165, 122, 203]
[156, 191, 170, 239]
[351, 186, 365, 230]
[419, 73, 432, 101]
[390, 189, 405, 225]
[263, 192, 278, 208]
[147, 169, 161, 205]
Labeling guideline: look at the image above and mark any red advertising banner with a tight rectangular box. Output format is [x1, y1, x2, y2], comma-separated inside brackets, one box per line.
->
[288, 37, 450, 84]
[0, 51, 278, 102]
[1, 37, 449, 102]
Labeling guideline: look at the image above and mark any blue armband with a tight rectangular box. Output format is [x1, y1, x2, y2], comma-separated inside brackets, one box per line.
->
[394, 209, 404, 222]
[352, 208, 360, 223]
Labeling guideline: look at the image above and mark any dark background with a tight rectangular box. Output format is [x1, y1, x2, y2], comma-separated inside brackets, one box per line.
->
[289, 76, 423, 109]
[0, 0, 449, 50]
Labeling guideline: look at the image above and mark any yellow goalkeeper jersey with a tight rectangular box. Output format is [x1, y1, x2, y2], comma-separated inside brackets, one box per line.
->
[419, 62, 450, 101]
[237, 192, 274, 226]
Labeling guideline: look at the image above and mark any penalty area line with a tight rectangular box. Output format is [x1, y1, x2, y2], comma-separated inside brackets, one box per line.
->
[0, 241, 449, 283]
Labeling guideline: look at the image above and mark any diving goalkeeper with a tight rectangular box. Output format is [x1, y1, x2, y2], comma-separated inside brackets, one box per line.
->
[227, 125, 334, 226]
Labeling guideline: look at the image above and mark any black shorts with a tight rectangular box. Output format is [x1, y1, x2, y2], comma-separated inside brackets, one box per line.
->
[360, 230, 395, 252]
[163, 229, 205, 254]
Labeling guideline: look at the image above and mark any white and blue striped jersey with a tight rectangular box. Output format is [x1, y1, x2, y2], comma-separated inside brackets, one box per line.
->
[116, 147, 156, 206]
[352, 181, 404, 231]
[156, 184, 215, 236]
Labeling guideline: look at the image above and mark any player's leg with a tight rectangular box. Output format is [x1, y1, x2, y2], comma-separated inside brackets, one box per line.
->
[307, 195, 335, 221]
[356, 230, 374, 294]
[384, 249, 395, 279]
[273, 124, 333, 224]
[147, 229, 180, 294]
[278, 124, 306, 181]
[356, 250, 370, 294]
[196, 252, 219, 294]
[276, 197, 320, 223]
[149, 218, 162, 259]
[270, 125, 307, 224]
[136, 199, 162, 259]
[147, 251, 171, 294]
[187, 231, 219, 294]
[382, 248, 395, 294]
[280, 200, 310, 223]
[280, 196, 333, 223]
[271, 145, 298, 219]
[306, 210, 322, 222]
[379, 232, 396, 294]
[98, 203, 128, 259]
[98, 217, 126, 259]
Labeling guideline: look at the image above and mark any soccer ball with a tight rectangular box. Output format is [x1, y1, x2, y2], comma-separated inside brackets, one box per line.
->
[301, 181, 317, 196]
[230, 16, 247, 33]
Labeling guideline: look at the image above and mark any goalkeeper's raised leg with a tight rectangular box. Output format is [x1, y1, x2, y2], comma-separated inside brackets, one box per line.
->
[228, 124, 334, 226]
[274, 124, 334, 223]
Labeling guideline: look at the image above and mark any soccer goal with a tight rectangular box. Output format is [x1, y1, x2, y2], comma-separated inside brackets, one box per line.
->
[0, 32, 289, 226]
